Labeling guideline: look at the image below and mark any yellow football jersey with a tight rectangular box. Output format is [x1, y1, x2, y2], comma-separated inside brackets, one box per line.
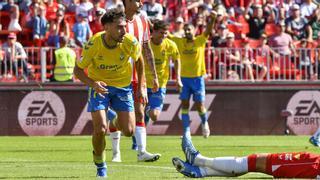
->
[146, 38, 180, 88]
[77, 32, 141, 88]
[170, 34, 208, 77]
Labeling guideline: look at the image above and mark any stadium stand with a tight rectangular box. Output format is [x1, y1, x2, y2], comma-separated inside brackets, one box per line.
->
[0, 0, 319, 83]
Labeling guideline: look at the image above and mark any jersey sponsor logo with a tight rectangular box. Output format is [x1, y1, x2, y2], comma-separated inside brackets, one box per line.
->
[286, 91, 320, 135]
[18, 91, 66, 136]
[183, 49, 196, 55]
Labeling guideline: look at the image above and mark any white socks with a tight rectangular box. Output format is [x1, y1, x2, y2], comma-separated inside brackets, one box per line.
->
[135, 126, 146, 153]
[110, 131, 121, 155]
[194, 154, 248, 176]
[199, 166, 234, 177]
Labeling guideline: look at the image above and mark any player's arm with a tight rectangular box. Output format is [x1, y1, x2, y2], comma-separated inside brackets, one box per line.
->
[142, 41, 159, 92]
[135, 55, 148, 104]
[171, 42, 182, 92]
[74, 39, 107, 96]
[204, 10, 217, 37]
[73, 65, 108, 96]
[174, 58, 183, 92]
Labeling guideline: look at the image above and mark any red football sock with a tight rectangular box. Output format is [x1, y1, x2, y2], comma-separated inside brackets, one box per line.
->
[247, 154, 257, 172]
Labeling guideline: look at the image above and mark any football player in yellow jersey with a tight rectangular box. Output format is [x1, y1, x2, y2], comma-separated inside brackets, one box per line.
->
[73, 8, 145, 178]
[169, 11, 217, 138]
[144, 20, 183, 123]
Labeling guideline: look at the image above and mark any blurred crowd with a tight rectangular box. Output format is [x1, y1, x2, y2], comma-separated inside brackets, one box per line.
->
[0, 0, 320, 82]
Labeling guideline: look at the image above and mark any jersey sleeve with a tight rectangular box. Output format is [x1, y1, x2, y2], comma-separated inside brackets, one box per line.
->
[195, 33, 208, 46]
[121, 34, 141, 61]
[77, 37, 97, 69]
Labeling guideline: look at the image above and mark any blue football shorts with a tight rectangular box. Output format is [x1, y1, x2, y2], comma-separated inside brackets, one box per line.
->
[180, 76, 205, 102]
[87, 85, 134, 112]
[147, 87, 166, 111]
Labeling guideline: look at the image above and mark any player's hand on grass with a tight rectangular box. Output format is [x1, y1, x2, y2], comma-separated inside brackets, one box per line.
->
[152, 77, 159, 93]
[93, 81, 108, 98]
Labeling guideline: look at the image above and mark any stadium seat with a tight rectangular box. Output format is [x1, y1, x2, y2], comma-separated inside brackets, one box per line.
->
[233, 39, 244, 48]
[265, 23, 278, 37]
[272, 56, 299, 80]
[248, 39, 262, 48]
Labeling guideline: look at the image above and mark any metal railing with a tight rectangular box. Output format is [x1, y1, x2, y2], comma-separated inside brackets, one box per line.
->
[0, 47, 319, 83]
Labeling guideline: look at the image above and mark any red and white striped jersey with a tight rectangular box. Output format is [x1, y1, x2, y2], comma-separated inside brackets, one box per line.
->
[126, 12, 150, 45]
[126, 12, 150, 82]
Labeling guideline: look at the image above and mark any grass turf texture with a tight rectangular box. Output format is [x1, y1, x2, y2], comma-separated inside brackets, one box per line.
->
[0, 136, 319, 179]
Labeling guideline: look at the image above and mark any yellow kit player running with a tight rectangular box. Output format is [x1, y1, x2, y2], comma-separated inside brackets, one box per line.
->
[73, 8, 144, 178]
[169, 11, 216, 138]
[144, 20, 183, 124]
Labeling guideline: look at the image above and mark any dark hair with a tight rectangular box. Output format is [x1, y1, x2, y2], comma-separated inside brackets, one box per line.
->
[152, 20, 169, 31]
[100, 7, 125, 25]
[122, 0, 126, 7]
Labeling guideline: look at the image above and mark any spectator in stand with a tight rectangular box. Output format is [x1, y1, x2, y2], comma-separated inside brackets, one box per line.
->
[52, 36, 76, 82]
[268, 21, 296, 56]
[219, 32, 242, 80]
[244, 3, 268, 40]
[72, 13, 92, 48]
[242, 39, 267, 81]
[309, 9, 320, 41]
[211, 23, 228, 47]
[8, 3, 22, 31]
[256, 33, 281, 58]
[89, 9, 105, 35]
[33, 5, 47, 41]
[142, 0, 163, 21]
[47, 9, 70, 47]
[2, 33, 29, 82]
[281, 0, 295, 19]
[2, 0, 15, 12]
[89, 0, 104, 22]
[297, 38, 314, 79]
[75, 0, 93, 20]
[300, 0, 317, 20]
[45, 0, 59, 21]
[263, 0, 279, 23]
[65, 0, 79, 13]
[285, 4, 311, 40]
[172, 17, 185, 38]
[105, 0, 124, 10]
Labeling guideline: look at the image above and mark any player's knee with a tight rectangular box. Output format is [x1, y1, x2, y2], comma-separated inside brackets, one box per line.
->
[135, 110, 144, 121]
[93, 125, 107, 136]
[122, 127, 134, 137]
[150, 111, 160, 121]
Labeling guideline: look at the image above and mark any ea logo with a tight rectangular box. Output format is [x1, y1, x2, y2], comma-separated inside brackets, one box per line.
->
[286, 91, 320, 135]
[18, 91, 66, 136]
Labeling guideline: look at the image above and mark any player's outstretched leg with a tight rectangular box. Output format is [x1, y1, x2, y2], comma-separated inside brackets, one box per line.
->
[310, 128, 320, 147]
[172, 157, 203, 178]
[181, 135, 200, 165]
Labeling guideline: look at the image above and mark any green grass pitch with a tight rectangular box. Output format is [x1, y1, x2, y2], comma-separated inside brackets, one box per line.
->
[0, 136, 319, 179]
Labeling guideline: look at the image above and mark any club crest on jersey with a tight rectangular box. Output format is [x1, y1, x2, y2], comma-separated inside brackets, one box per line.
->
[120, 52, 125, 60]
[161, 50, 165, 56]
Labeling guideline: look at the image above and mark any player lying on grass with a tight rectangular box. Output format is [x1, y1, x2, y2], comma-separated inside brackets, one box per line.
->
[172, 135, 320, 178]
